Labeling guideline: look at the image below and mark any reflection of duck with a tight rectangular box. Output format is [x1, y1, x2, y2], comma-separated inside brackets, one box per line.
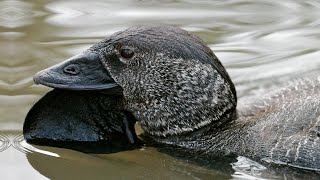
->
[25, 145, 231, 180]
[32, 26, 320, 171]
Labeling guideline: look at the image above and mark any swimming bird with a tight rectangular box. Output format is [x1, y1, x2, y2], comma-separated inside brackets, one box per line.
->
[32, 26, 320, 171]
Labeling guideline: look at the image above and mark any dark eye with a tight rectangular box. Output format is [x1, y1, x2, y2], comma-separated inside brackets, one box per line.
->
[120, 48, 134, 59]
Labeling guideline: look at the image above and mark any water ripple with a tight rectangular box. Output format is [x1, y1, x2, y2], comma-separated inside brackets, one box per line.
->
[1, 0, 320, 179]
[0, 133, 10, 152]
[0, 1, 46, 28]
[0, 133, 60, 157]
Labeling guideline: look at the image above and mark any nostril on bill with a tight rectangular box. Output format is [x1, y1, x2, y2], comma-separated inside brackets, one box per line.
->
[64, 64, 80, 75]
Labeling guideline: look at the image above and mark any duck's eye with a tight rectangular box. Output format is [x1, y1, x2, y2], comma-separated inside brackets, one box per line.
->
[120, 48, 134, 59]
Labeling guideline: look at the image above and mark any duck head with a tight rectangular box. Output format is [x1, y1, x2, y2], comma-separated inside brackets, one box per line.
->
[34, 26, 237, 137]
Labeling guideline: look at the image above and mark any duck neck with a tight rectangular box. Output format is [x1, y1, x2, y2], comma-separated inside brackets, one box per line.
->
[150, 109, 246, 155]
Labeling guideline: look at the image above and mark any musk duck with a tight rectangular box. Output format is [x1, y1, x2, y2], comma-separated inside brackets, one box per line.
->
[28, 26, 320, 171]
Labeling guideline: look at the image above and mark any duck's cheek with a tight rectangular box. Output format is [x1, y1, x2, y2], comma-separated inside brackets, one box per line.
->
[100, 53, 127, 81]
[101, 64, 136, 94]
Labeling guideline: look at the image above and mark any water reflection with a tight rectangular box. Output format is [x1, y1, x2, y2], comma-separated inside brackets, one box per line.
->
[1, 0, 320, 179]
[26, 145, 230, 180]
[0, 133, 10, 152]
[0, 1, 46, 28]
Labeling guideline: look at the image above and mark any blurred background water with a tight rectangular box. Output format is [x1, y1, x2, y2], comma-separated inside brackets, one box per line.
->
[1, 0, 320, 179]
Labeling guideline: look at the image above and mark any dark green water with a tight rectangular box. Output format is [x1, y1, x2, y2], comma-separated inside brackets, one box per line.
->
[1, 0, 320, 179]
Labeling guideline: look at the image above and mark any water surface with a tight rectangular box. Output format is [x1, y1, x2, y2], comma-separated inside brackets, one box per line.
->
[1, 0, 320, 179]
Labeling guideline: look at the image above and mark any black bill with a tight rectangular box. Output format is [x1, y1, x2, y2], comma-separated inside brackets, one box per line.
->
[33, 51, 122, 94]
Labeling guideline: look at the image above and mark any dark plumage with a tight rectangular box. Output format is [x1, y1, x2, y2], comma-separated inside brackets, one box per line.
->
[29, 26, 320, 171]
[23, 89, 141, 153]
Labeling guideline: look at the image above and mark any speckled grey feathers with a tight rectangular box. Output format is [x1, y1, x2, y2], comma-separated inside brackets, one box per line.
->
[94, 26, 237, 136]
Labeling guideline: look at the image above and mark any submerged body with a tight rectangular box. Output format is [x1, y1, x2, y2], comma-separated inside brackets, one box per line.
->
[30, 26, 320, 171]
[159, 77, 320, 170]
